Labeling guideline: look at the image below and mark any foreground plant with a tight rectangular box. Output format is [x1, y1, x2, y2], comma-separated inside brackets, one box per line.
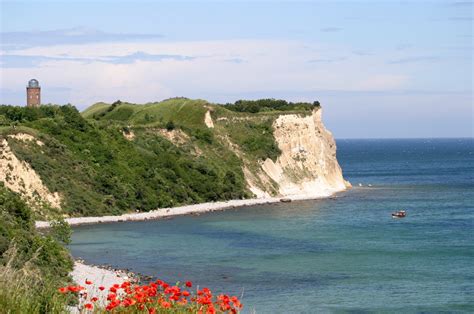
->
[59, 279, 243, 314]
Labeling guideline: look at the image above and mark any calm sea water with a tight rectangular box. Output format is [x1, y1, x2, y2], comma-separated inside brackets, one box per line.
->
[70, 139, 474, 313]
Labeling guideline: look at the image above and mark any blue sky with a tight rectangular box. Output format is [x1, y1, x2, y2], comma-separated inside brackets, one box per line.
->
[0, 0, 472, 138]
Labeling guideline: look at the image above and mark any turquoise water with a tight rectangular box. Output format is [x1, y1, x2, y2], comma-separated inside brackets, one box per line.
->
[70, 139, 474, 313]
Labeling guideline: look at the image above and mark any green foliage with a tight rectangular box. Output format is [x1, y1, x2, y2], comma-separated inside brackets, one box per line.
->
[0, 262, 70, 314]
[224, 118, 281, 161]
[190, 128, 213, 144]
[0, 114, 8, 126]
[0, 185, 72, 313]
[166, 120, 175, 131]
[1, 103, 250, 217]
[223, 98, 320, 113]
[0, 185, 72, 276]
[50, 218, 72, 245]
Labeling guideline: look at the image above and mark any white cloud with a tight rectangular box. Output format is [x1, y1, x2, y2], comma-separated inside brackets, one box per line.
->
[1, 39, 410, 108]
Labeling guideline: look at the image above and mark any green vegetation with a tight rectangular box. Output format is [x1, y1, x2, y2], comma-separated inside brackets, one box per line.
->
[0, 98, 319, 312]
[1, 101, 250, 218]
[223, 98, 320, 113]
[0, 184, 73, 313]
[0, 98, 317, 218]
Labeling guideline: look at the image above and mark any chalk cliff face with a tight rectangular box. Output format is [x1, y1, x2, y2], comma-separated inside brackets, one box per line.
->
[0, 100, 349, 218]
[0, 135, 61, 210]
[249, 108, 350, 198]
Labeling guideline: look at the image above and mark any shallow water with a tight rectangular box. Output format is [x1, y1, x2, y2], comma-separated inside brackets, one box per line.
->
[70, 139, 474, 313]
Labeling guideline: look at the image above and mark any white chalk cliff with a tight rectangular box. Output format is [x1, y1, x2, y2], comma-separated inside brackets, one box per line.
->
[0, 135, 61, 210]
[249, 108, 350, 198]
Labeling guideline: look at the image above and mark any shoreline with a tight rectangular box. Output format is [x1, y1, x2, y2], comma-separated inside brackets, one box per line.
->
[64, 190, 346, 309]
[70, 261, 137, 309]
[36, 191, 345, 228]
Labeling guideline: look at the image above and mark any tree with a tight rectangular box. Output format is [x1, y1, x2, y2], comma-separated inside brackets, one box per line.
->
[166, 120, 175, 131]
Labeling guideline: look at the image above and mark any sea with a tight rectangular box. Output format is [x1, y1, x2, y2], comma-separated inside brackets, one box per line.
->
[70, 138, 474, 313]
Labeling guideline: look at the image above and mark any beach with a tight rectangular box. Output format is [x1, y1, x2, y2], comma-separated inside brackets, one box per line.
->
[35, 192, 345, 229]
[68, 261, 134, 311]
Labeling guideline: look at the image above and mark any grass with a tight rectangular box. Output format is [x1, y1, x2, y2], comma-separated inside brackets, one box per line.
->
[0, 248, 70, 314]
[0, 99, 313, 218]
[85, 98, 210, 130]
[0, 185, 73, 313]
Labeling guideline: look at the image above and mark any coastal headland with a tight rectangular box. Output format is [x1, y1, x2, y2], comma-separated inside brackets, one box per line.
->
[1, 98, 350, 311]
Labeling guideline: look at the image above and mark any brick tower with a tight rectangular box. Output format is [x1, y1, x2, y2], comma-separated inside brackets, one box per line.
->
[26, 79, 41, 107]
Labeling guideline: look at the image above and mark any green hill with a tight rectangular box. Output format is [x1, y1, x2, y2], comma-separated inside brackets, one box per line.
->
[0, 98, 317, 219]
[0, 98, 321, 312]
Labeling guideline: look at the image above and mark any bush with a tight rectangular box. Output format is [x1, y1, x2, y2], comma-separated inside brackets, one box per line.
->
[165, 120, 175, 131]
[0, 186, 73, 313]
[222, 98, 320, 113]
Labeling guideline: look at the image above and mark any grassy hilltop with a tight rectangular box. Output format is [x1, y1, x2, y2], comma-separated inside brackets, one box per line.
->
[0, 98, 318, 219]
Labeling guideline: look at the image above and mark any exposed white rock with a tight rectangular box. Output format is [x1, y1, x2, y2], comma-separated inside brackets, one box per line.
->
[8, 133, 44, 146]
[158, 128, 190, 145]
[122, 129, 135, 141]
[204, 110, 214, 128]
[257, 108, 350, 198]
[0, 138, 61, 209]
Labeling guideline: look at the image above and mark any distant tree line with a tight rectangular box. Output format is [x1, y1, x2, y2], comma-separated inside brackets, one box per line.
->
[221, 99, 320, 113]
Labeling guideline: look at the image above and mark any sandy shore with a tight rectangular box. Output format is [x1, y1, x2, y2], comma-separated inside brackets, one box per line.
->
[37, 197, 286, 228]
[69, 261, 135, 310]
[36, 192, 347, 229]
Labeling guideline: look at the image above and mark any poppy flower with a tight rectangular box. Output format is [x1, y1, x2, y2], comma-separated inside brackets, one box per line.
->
[98, 286, 105, 291]
[91, 297, 98, 302]
[161, 301, 171, 308]
[84, 303, 93, 310]
[85, 279, 93, 285]
[58, 287, 68, 294]
[185, 281, 192, 288]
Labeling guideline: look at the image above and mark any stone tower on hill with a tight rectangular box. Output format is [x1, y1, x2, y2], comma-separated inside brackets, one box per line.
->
[26, 79, 41, 107]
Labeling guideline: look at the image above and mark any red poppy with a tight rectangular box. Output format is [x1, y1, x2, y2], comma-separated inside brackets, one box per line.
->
[85, 279, 92, 285]
[185, 281, 192, 288]
[58, 287, 68, 294]
[84, 303, 93, 310]
[91, 297, 98, 302]
[98, 286, 105, 291]
[161, 301, 171, 308]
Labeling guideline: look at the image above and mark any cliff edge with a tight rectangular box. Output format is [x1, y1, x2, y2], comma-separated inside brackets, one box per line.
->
[0, 99, 349, 219]
[247, 108, 350, 199]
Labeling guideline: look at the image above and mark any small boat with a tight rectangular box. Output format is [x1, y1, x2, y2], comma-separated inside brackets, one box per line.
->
[392, 210, 406, 218]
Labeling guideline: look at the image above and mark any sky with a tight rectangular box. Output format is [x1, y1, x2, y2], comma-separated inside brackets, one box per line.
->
[0, 0, 472, 138]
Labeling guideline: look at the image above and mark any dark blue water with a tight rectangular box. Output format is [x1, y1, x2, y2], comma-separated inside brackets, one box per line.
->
[70, 139, 474, 313]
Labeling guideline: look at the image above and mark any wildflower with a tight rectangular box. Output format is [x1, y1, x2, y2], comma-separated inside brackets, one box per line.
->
[85, 279, 93, 285]
[185, 281, 192, 288]
[58, 287, 68, 294]
[149, 308, 156, 314]
[84, 303, 93, 310]
[91, 297, 98, 302]
[68, 285, 83, 292]
[161, 301, 171, 308]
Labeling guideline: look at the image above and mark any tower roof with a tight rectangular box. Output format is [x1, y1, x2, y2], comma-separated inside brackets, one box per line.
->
[28, 79, 40, 88]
